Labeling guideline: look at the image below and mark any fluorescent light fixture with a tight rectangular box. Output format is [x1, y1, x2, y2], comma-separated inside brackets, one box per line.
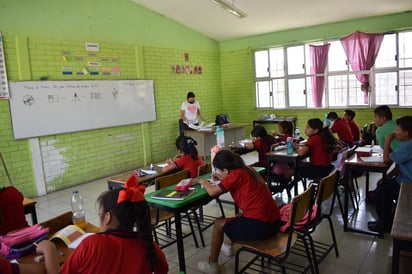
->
[210, 0, 247, 18]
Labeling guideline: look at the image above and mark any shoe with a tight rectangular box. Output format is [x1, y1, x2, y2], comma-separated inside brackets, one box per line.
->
[368, 221, 391, 233]
[367, 220, 379, 226]
[220, 242, 234, 256]
[198, 260, 220, 274]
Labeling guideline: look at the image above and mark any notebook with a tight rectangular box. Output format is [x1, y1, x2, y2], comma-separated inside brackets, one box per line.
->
[151, 188, 195, 201]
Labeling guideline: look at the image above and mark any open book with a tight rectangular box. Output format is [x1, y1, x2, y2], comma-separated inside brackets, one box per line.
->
[50, 225, 95, 249]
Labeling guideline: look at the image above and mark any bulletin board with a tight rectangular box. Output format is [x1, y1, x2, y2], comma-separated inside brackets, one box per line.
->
[9, 80, 156, 139]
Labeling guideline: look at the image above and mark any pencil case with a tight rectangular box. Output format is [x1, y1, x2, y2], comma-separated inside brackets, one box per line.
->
[175, 178, 192, 191]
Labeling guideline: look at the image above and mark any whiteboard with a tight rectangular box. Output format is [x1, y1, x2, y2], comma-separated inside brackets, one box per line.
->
[9, 80, 156, 139]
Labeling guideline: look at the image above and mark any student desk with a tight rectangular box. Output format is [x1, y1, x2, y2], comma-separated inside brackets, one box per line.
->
[266, 148, 308, 199]
[146, 182, 212, 273]
[107, 163, 165, 190]
[23, 197, 38, 224]
[17, 212, 99, 266]
[343, 153, 390, 238]
[184, 123, 247, 157]
[391, 182, 412, 274]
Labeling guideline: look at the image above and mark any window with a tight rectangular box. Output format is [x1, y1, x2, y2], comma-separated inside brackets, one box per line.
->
[254, 30, 412, 108]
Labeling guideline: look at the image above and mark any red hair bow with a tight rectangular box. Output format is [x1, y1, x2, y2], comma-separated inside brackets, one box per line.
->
[117, 175, 146, 204]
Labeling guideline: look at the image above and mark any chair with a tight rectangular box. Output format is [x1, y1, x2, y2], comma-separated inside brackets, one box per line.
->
[234, 184, 316, 274]
[152, 169, 204, 248]
[305, 170, 340, 272]
[334, 146, 362, 212]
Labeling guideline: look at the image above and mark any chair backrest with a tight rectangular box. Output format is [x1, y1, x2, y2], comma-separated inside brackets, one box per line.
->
[334, 149, 348, 180]
[198, 163, 212, 176]
[316, 169, 338, 205]
[287, 184, 315, 230]
[315, 169, 338, 217]
[40, 211, 73, 235]
[0, 186, 29, 235]
[155, 169, 190, 190]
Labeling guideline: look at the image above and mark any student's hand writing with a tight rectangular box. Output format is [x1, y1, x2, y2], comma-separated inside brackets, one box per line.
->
[212, 173, 223, 181]
[35, 240, 56, 255]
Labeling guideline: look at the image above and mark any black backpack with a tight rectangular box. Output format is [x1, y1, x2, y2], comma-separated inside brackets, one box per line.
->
[215, 114, 230, 126]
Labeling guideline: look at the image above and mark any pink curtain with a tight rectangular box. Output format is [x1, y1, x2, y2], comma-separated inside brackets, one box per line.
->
[340, 31, 384, 103]
[310, 44, 330, 107]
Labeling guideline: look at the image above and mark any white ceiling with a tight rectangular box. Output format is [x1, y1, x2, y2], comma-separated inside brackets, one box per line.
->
[130, 0, 412, 41]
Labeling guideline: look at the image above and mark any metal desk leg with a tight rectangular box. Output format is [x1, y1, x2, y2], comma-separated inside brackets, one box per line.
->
[174, 212, 186, 273]
[392, 239, 400, 274]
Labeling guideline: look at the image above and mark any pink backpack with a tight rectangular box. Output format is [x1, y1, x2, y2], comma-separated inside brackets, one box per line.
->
[279, 203, 318, 232]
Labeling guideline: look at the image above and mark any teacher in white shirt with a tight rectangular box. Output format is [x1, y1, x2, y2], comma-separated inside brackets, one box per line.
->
[179, 91, 205, 135]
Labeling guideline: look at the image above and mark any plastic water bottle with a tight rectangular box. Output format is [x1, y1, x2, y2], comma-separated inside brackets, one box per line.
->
[215, 126, 225, 148]
[295, 127, 300, 139]
[286, 137, 293, 154]
[71, 190, 86, 229]
[150, 163, 154, 171]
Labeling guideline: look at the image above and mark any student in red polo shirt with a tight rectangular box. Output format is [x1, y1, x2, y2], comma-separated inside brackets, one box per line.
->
[162, 135, 204, 178]
[343, 109, 360, 142]
[36, 176, 168, 274]
[197, 150, 281, 273]
[327, 111, 354, 146]
[244, 125, 276, 167]
[295, 118, 337, 179]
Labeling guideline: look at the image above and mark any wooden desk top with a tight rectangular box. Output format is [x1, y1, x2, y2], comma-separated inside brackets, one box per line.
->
[184, 123, 248, 133]
[345, 153, 389, 169]
[23, 197, 36, 207]
[107, 164, 165, 186]
[391, 183, 412, 241]
[17, 220, 99, 265]
[267, 149, 301, 158]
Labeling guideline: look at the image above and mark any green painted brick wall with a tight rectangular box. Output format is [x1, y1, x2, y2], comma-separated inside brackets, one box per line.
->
[143, 47, 222, 162]
[1, 36, 223, 196]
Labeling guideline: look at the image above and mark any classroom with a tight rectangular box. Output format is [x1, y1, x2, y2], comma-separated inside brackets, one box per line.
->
[1, 0, 412, 273]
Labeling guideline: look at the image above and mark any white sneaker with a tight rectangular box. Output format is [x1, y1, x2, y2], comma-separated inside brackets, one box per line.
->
[220, 242, 234, 256]
[198, 260, 220, 274]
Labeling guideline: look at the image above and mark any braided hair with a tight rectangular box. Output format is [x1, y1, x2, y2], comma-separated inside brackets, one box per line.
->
[97, 189, 159, 271]
[212, 150, 265, 185]
[176, 135, 199, 160]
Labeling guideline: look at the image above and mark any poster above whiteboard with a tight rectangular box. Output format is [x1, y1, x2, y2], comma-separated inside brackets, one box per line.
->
[9, 80, 156, 139]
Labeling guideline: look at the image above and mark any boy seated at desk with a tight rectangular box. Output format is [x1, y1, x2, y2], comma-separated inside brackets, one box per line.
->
[162, 135, 204, 178]
[368, 116, 412, 233]
[326, 111, 354, 147]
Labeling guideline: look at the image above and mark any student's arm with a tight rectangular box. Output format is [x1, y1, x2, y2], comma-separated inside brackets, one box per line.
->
[297, 145, 309, 156]
[161, 161, 177, 174]
[35, 240, 60, 274]
[244, 141, 255, 150]
[383, 133, 394, 164]
[198, 179, 223, 197]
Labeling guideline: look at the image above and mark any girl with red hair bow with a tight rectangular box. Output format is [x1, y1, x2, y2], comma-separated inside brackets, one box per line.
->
[35, 175, 168, 274]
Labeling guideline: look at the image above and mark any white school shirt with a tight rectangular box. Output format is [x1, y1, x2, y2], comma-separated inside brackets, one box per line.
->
[181, 101, 201, 124]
